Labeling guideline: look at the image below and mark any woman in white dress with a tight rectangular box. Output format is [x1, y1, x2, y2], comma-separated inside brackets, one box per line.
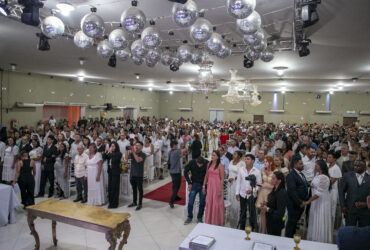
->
[227, 151, 245, 228]
[2, 138, 19, 183]
[54, 143, 70, 198]
[208, 130, 219, 157]
[143, 137, 154, 181]
[29, 139, 43, 195]
[327, 151, 342, 224]
[87, 143, 105, 206]
[250, 138, 260, 156]
[153, 133, 163, 179]
[304, 160, 332, 243]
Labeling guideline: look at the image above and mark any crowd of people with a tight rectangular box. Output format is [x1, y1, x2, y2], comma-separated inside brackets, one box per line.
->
[1, 116, 369, 245]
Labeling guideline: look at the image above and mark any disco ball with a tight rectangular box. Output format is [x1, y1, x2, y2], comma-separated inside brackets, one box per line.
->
[190, 18, 213, 43]
[177, 45, 192, 63]
[252, 39, 267, 53]
[161, 50, 173, 66]
[115, 48, 131, 61]
[171, 55, 183, 67]
[108, 29, 128, 50]
[131, 39, 148, 58]
[260, 48, 274, 62]
[190, 49, 203, 64]
[217, 44, 232, 58]
[141, 26, 161, 49]
[243, 30, 264, 46]
[205, 33, 223, 55]
[236, 11, 261, 35]
[120, 7, 146, 33]
[172, 0, 198, 27]
[132, 55, 144, 65]
[41, 16, 65, 39]
[146, 49, 161, 63]
[245, 48, 260, 61]
[146, 60, 157, 68]
[97, 40, 114, 59]
[74, 30, 94, 49]
[81, 13, 105, 38]
[227, 0, 256, 19]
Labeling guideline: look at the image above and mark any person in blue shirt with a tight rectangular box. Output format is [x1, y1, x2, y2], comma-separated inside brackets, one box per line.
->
[218, 145, 230, 178]
[253, 149, 265, 171]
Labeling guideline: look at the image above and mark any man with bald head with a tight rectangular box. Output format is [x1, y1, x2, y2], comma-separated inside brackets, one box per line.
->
[73, 145, 89, 203]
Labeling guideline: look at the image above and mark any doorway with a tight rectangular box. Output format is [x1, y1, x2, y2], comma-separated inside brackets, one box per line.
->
[209, 110, 224, 122]
[343, 117, 358, 126]
[253, 115, 264, 123]
[124, 108, 138, 120]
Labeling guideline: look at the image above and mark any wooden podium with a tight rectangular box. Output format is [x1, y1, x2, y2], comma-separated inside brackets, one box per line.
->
[27, 199, 130, 250]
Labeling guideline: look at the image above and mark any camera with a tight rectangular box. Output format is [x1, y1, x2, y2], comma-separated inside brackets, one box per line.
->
[126, 145, 132, 151]
[245, 174, 257, 188]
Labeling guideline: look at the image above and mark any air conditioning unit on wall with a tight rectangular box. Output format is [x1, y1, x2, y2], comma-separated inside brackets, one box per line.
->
[269, 109, 285, 113]
[359, 111, 370, 115]
[315, 110, 332, 114]
[16, 102, 44, 108]
[178, 108, 193, 111]
[140, 107, 152, 110]
[230, 109, 244, 112]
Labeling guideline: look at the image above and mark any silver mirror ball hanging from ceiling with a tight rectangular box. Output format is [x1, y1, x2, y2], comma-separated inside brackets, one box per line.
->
[38, 0, 275, 76]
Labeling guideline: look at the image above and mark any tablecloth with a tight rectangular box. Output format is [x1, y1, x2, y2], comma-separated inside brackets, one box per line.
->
[179, 223, 338, 250]
[0, 184, 19, 227]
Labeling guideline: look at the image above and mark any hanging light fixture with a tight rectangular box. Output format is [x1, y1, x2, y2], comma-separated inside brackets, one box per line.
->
[222, 69, 243, 104]
[189, 60, 218, 94]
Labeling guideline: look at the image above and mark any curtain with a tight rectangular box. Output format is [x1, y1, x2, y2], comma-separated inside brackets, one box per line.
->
[68, 106, 80, 127]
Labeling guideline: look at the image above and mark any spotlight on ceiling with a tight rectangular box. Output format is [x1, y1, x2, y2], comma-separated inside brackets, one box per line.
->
[18, 0, 44, 26]
[301, 0, 320, 28]
[108, 54, 116, 68]
[329, 89, 334, 95]
[36, 33, 50, 51]
[273, 66, 288, 77]
[243, 56, 254, 69]
[298, 38, 311, 57]
[79, 58, 85, 66]
[56, 2, 75, 16]
[169, 90, 173, 95]
[135, 73, 140, 79]
[77, 75, 84, 81]
[0, 0, 9, 16]
[170, 64, 179, 72]
[148, 87, 153, 91]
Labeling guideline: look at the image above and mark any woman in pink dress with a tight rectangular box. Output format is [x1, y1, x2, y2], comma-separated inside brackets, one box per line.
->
[203, 150, 225, 226]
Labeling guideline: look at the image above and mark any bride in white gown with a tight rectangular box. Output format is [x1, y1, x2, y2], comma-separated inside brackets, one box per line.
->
[227, 151, 245, 228]
[304, 160, 332, 243]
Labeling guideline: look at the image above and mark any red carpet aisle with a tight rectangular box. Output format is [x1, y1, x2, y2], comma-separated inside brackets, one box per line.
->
[144, 177, 186, 205]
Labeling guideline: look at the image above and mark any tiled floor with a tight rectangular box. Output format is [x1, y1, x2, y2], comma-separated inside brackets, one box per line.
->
[0, 177, 197, 250]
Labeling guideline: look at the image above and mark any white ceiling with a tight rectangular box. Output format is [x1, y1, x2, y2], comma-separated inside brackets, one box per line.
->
[0, 0, 369, 93]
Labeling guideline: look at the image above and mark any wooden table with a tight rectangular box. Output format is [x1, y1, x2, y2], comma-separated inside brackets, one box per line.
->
[27, 199, 130, 250]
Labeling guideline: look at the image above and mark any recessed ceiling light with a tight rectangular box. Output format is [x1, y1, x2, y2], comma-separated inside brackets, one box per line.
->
[329, 90, 334, 94]
[169, 91, 173, 95]
[77, 75, 84, 81]
[149, 87, 153, 91]
[136, 74, 140, 79]
[337, 86, 343, 90]
[281, 90, 286, 94]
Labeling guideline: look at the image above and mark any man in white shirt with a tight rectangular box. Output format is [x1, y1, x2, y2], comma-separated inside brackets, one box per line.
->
[117, 132, 130, 157]
[227, 138, 239, 155]
[70, 134, 83, 161]
[236, 154, 262, 231]
[73, 145, 88, 203]
[302, 146, 316, 183]
[337, 144, 349, 170]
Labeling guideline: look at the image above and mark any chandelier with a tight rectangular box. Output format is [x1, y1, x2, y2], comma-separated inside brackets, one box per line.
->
[222, 69, 262, 106]
[189, 60, 219, 94]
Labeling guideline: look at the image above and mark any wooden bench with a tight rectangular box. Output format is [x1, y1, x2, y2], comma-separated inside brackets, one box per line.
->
[27, 199, 130, 250]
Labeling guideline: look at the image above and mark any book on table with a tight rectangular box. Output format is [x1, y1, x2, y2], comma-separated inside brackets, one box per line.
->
[189, 235, 216, 250]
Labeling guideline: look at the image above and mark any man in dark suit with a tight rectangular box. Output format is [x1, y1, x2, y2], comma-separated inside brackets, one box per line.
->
[19, 136, 32, 154]
[341, 151, 357, 175]
[237, 134, 246, 151]
[339, 160, 370, 227]
[37, 135, 58, 198]
[285, 154, 309, 237]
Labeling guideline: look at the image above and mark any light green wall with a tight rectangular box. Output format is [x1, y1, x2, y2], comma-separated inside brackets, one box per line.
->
[2, 71, 369, 127]
[158, 92, 370, 125]
[1, 72, 160, 127]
